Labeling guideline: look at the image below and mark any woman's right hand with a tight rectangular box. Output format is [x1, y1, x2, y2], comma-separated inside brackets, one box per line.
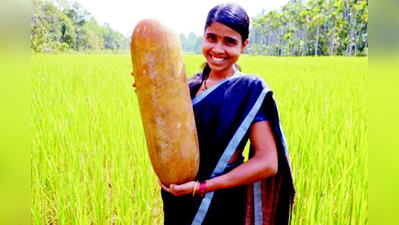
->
[131, 71, 137, 93]
[159, 180, 199, 197]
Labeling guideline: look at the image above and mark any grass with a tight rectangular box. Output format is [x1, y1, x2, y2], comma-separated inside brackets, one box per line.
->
[31, 54, 367, 224]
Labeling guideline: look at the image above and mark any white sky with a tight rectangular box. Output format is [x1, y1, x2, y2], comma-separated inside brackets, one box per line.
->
[69, 0, 290, 37]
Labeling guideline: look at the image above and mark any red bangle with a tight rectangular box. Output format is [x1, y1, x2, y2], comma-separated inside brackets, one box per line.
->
[199, 181, 207, 198]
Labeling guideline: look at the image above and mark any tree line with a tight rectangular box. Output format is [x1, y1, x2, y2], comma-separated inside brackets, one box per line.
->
[31, 0, 129, 53]
[249, 0, 368, 56]
[31, 0, 368, 56]
[179, 33, 203, 54]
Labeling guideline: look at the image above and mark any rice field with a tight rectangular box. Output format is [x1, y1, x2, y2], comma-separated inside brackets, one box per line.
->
[31, 54, 368, 224]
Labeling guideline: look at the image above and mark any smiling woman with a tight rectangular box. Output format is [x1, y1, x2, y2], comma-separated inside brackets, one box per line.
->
[202, 22, 248, 81]
[157, 2, 295, 225]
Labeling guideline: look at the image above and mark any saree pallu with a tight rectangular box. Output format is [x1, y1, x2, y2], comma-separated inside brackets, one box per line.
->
[162, 72, 295, 225]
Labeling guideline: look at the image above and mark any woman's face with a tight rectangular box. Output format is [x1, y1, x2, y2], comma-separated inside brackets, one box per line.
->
[202, 22, 248, 75]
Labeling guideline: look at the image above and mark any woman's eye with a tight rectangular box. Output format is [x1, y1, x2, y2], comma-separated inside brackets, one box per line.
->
[226, 38, 237, 45]
[207, 35, 216, 42]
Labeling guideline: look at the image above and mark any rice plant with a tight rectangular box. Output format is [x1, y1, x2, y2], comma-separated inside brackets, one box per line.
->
[31, 54, 367, 224]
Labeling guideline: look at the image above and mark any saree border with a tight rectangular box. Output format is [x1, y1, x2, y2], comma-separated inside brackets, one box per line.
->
[192, 71, 243, 106]
[253, 181, 263, 225]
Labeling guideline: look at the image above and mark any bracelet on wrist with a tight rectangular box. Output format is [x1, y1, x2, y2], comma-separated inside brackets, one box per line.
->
[192, 181, 199, 198]
[199, 181, 207, 198]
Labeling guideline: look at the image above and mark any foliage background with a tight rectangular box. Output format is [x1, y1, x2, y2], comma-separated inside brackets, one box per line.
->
[31, 0, 368, 57]
[31, 0, 129, 53]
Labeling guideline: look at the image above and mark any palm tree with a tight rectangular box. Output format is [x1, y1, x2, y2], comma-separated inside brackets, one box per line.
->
[248, 0, 367, 56]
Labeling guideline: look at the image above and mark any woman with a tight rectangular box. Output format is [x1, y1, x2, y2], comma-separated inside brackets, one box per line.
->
[134, 3, 294, 224]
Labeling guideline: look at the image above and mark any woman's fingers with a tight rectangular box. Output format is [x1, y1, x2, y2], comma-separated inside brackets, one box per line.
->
[131, 70, 137, 92]
[132, 82, 137, 93]
[158, 180, 190, 196]
[169, 184, 184, 196]
[170, 182, 196, 196]
[159, 180, 172, 193]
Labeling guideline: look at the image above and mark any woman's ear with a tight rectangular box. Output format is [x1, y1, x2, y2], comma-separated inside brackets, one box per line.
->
[242, 39, 249, 53]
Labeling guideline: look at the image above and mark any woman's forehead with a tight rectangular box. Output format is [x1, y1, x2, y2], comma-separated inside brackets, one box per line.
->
[205, 22, 241, 39]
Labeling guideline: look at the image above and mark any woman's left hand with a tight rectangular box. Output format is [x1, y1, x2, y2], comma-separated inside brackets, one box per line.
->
[159, 180, 197, 197]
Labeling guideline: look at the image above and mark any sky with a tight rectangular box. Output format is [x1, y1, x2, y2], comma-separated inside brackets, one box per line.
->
[69, 0, 290, 37]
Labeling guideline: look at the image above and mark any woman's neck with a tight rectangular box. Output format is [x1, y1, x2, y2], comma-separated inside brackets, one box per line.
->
[209, 66, 236, 81]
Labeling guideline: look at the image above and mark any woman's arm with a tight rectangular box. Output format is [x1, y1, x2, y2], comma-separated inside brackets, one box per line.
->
[161, 120, 278, 196]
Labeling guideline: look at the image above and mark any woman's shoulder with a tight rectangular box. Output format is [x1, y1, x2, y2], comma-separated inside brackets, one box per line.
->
[236, 72, 271, 90]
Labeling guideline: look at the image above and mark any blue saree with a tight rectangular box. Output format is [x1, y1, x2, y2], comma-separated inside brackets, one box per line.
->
[161, 71, 295, 225]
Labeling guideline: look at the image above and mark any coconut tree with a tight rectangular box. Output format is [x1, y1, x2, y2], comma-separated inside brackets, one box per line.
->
[247, 0, 367, 56]
[354, 0, 368, 56]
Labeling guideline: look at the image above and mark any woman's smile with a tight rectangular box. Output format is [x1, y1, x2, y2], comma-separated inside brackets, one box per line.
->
[202, 22, 248, 78]
[211, 56, 225, 62]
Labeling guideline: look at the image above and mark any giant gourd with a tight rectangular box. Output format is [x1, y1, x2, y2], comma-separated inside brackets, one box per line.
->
[130, 19, 199, 186]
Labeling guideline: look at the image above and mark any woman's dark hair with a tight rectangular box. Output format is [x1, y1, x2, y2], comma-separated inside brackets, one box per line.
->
[199, 3, 248, 80]
[204, 2, 250, 42]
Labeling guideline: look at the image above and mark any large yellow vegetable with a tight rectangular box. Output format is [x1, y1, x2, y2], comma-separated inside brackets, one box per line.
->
[130, 19, 199, 186]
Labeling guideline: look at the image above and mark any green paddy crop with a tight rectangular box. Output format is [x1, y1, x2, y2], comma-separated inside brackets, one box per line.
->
[31, 54, 367, 224]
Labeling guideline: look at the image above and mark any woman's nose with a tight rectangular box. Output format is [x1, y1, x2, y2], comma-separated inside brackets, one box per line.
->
[212, 41, 224, 54]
